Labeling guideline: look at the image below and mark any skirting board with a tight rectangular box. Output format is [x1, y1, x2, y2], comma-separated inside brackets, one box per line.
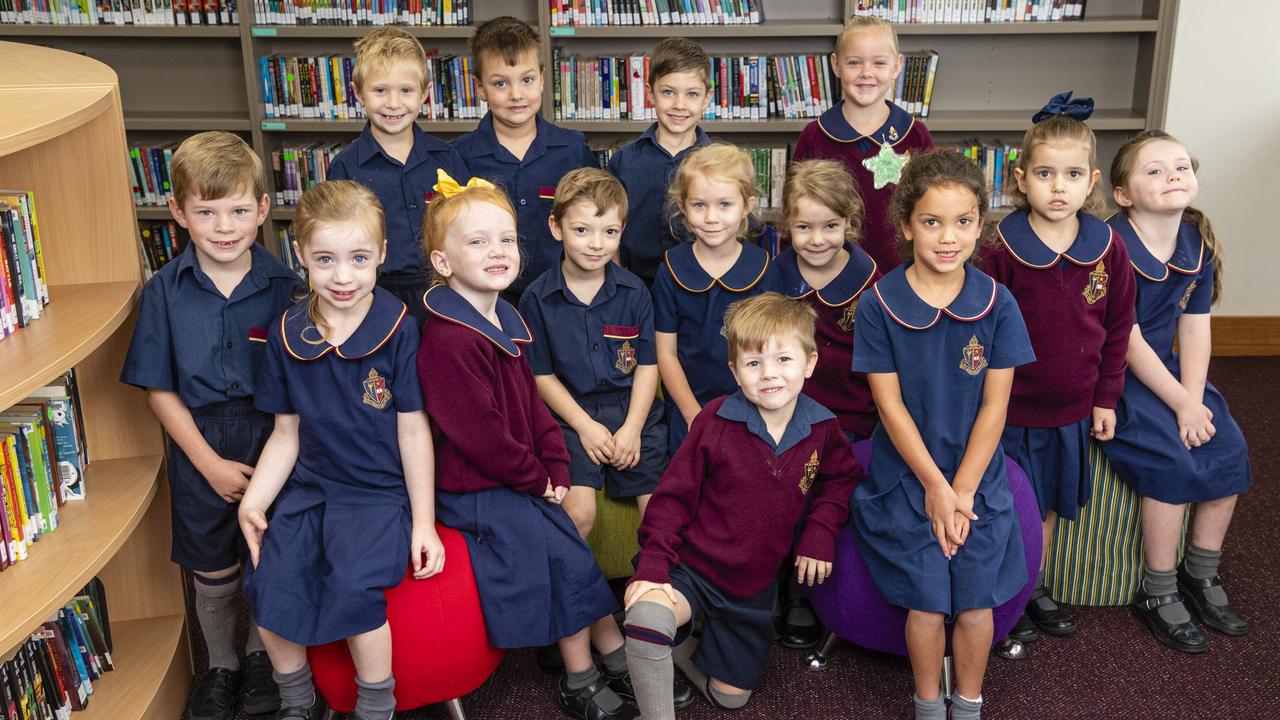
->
[1213, 316, 1280, 356]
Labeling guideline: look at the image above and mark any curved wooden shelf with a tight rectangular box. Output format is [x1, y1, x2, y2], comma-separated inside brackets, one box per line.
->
[0, 281, 138, 411]
[0, 454, 163, 655]
[78, 614, 190, 720]
[0, 42, 118, 157]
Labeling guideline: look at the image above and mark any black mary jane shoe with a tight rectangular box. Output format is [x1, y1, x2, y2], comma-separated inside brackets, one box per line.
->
[273, 694, 330, 720]
[558, 674, 641, 720]
[994, 638, 1028, 661]
[185, 667, 243, 720]
[1026, 586, 1077, 636]
[599, 664, 696, 710]
[780, 598, 823, 650]
[1131, 587, 1209, 654]
[1007, 612, 1039, 643]
[1177, 564, 1250, 636]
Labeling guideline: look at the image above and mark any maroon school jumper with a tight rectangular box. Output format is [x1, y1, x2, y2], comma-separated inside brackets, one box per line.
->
[793, 101, 933, 273]
[631, 393, 862, 598]
[982, 209, 1136, 427]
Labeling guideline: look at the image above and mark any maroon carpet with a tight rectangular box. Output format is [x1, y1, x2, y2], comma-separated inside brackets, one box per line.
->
[201, 356, 1277, 719]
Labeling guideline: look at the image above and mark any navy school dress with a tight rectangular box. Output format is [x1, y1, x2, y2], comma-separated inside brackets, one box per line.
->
[651, 241, 781, 450]
[850, 265, 1035, 615]
[419, 285, 618, 648]
[243, 290, 419, 646]
[1102, 214, 1252, 504]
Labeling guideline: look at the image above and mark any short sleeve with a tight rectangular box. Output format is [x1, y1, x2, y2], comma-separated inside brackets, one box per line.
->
[851, 294, 896, 373]
[120, 278, 177, 391]
[390, 322, 424, 412]
[254, 323, 295, 414]
[651, 266, 678, 333]
[518, 289, 555, 376]
[634, 287, 658, 365]
[1184, 255, 1215, 315]
[326, 149, 352, 180]
[578, 138, 598, 169]
[988, 287, 1037, 369]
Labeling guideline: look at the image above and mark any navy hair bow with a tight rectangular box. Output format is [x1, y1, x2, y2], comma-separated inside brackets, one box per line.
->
[1032, 91, 1095, 123]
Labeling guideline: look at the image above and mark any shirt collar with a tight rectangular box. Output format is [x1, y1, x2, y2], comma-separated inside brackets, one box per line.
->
[996, 209, 1113, 269]
[816, 100, 915, 146]
[716, 390, 835, 456]
[1108, 212, 1205, 282]
[174, 243, 300, 298]
[470, 113, 571, 163]
[354, 123, 454, 169]
[422, 283, 533, 357]
[777, 243, 878, 307]
[536, 261, 640, 304]
[872, 264, 998, 330]
[639, 122, 711, 159]
[281, 287, 406, 361]
[665, 241, 771, 293]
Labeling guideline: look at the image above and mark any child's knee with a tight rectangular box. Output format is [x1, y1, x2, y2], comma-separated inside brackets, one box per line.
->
[624, 601, 677, 660]
[563, 487, 598, 537]
[907, 610, 946, 629]
[953, 608, 993, 630]
[706, 678, 752, 710]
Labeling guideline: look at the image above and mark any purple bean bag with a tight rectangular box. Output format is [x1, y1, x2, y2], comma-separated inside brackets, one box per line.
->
[808, 440, 1041, 656]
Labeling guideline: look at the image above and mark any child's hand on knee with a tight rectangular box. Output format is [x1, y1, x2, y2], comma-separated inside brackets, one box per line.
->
[624, 580, 678, 610]
[411, 523, 446, 579]
[238, 507, 269, 568]
[610, 423, 642, 470]
[543, 480, 568, 504]
[795, 555, 832, 586]
[577, 419, 616, 465]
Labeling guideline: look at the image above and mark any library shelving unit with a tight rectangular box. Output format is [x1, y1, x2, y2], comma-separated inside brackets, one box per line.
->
[0, 0, 1178, 248]
[0, 41, 190, 719]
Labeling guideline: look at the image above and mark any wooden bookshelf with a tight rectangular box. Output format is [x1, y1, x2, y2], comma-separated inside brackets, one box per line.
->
[0, 41, 189, 716]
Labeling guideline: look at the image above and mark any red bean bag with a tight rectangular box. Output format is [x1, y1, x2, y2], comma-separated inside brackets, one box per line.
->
[308, 523, 503, 713]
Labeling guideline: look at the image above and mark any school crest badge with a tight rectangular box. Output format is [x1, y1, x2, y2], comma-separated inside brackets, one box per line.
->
[862, 142, 910, 189]
[615, 340, 638, 375]
[959, 335, 988, 376]
[362, 368, 392, 410]
[1082, 260, 1109, 305]
[888, 125, 900, 142]
[800, 450, 820, 495]
[1179, 280, 1198, 310]
[837, 300, 859, 333]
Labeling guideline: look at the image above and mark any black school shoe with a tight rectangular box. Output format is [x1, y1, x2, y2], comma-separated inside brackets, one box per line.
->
[1131, 586, 1209, 654]
[600, 663, 696, 710]
[779, 598, 823, 649]
[1007, 612, 1039, 643]
[1177, 562, 1250, 636]
[240, 651, 281, 715]
[274, 693, 330, 720]
[1026, 586, 1077, 636]
[558, 673, 640, 720]
[185, 667, 242, 720]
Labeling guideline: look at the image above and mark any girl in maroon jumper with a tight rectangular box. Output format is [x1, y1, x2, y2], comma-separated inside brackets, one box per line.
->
[415, 172, 637, 720]
[982, 93, 1136, 650]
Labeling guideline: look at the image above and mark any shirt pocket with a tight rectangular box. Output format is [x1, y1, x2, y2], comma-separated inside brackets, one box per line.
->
[603, 325, 641, 375]
[538, 185, 557, 201]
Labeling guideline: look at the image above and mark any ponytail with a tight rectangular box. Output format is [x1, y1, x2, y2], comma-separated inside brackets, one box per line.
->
[1182, 206, 1223, 304]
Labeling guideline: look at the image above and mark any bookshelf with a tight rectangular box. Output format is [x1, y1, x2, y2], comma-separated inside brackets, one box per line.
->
[0, 41, 190, 719]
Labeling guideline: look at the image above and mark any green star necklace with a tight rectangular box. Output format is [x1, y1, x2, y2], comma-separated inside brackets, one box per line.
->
[862, 141, 910, 189]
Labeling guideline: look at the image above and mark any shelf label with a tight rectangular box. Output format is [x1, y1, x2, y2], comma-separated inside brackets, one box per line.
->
[261, 121, 287, 131]
[251, 27, 278, 37]
[549, 27, 576, 36]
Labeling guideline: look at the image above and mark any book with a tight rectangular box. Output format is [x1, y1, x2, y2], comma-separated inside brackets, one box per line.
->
[0, 190, 48, 340]
[941, 140, 1022, 208]
[0, 0, 239, 25]
[548, 0, 758, 26]
[852, 0, 1084, 23]
[271, 143, 347, 206]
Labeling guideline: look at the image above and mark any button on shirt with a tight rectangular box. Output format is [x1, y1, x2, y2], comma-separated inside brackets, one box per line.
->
[121, 243, 302, 409]
[519, 262, 657, 396]
[453, 113, 597, 294]
[328, 123, 469, 276]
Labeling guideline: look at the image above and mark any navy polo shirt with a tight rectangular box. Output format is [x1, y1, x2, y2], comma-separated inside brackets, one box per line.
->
[607, 123, 710, 285]
[452, 113, 597, 295]
[716, 390, 836, 457]
[328, 123, 469, 277]
[121, 242, 302, 409]
[519, 261, 657, 397]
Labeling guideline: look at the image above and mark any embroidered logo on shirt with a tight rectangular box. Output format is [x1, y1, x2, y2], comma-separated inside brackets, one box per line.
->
[837, 300, 859, 333]
[1082, 260, 1109, 305]
[959, 335, 988, 376]
[362, 368, 392, 410]
[1179, 280, 1198, 310]
[615, 340, 638, 375]
[888, 126, 900, 142]
[800, 450, 820, 495]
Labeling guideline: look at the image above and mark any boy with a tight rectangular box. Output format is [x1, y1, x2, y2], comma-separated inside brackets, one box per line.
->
[792, 15, 934, 272]
[453, 16, 597, 301]
[623, 293, 862, 719]
[328, 26, 469, 323]
[121, 132, 300, 720]
[607, 37, 712, 286]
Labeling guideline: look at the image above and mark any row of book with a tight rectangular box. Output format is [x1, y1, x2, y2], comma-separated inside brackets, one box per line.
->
[943, 140, 1021, 208]
[253, 0, 469, 25]
[547, 0, 761, 26]
[0, 191, 49, 342]
[0, 0, 237, 25]
[886, 50, 939, 118]
[1, 373, 88, 572]
[259, 54, 486, 120]
[127, 145, 174, 208]
[272, 143, 346, 206]
[2, 578, 113, 717]
[852, 0, 1086, 23]
[275, 226, 304, 277]
[138, 221, 185, 278]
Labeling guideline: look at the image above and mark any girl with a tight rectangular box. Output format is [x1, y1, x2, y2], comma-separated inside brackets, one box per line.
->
[653, 143, 781, 450]
[793, 14, 934, 273]
[239, 180, 445, 720]
[983, 92, 1136, 645]
[775, 158, 881, 648]
[416, 171, 638, 720]
[1105, 130, 1251, 652]
[851, 151, 1034, 720]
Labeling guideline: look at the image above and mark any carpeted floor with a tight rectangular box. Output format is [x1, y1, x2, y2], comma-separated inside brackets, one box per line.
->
[199, 356, 1278, 719]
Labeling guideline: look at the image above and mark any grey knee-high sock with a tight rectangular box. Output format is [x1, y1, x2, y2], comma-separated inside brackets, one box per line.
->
[244, 622, 266, 656]
[192, 569, 243, 671]
[1185, 544, 1230, 605]
[951, 694, 983, 720]
[353, 674, 395, 720]
[273, 665, 315, 709]
[624, 601, 677, 720]
[670, 636, 750, 710]
[599, 645, 628, 675]
[1143, 565, 1191, 624]
[913, 694, 946, 720]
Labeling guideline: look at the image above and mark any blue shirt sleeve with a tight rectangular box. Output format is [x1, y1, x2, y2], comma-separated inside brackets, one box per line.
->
[652, 266, 678, 334]
[578, 137, 598, 169]
[120, 278, 177, 391]
[1184, 255, 1215, 315]
[254, 323, 295, 414]
[391, 321, 424, 413]
[634, 286, 658, 365]
[852, 294, 896, 373]
[518, 289, 555, 376]
[327, 149, 352, 180]
[989, 286, 1037, 369]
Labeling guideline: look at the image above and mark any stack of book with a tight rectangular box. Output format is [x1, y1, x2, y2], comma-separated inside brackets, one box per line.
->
[259, 54, 486, 121]
[275, 227, 305, 278]
[272, 143, 347, 206]
[138, 220, 184, 278]
[0, 191, 48, 342]
[548, 0, 761, 26]
[127, 144, 176, 208]
[746, 146, 787, 209]
[852, 0, 1085, 23]
[886, 50, 939, 118]
[1, 579, 113, 716]
[943, 140, 1021, 209]
[0, 0, 238, 25]
[252, 0, 470, 25]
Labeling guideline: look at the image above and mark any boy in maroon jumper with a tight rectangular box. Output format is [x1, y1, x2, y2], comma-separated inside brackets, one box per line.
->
[622, 293, 862, 719]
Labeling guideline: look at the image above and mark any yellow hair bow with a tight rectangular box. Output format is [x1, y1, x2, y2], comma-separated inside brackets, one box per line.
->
[434, 169, 496, 199]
